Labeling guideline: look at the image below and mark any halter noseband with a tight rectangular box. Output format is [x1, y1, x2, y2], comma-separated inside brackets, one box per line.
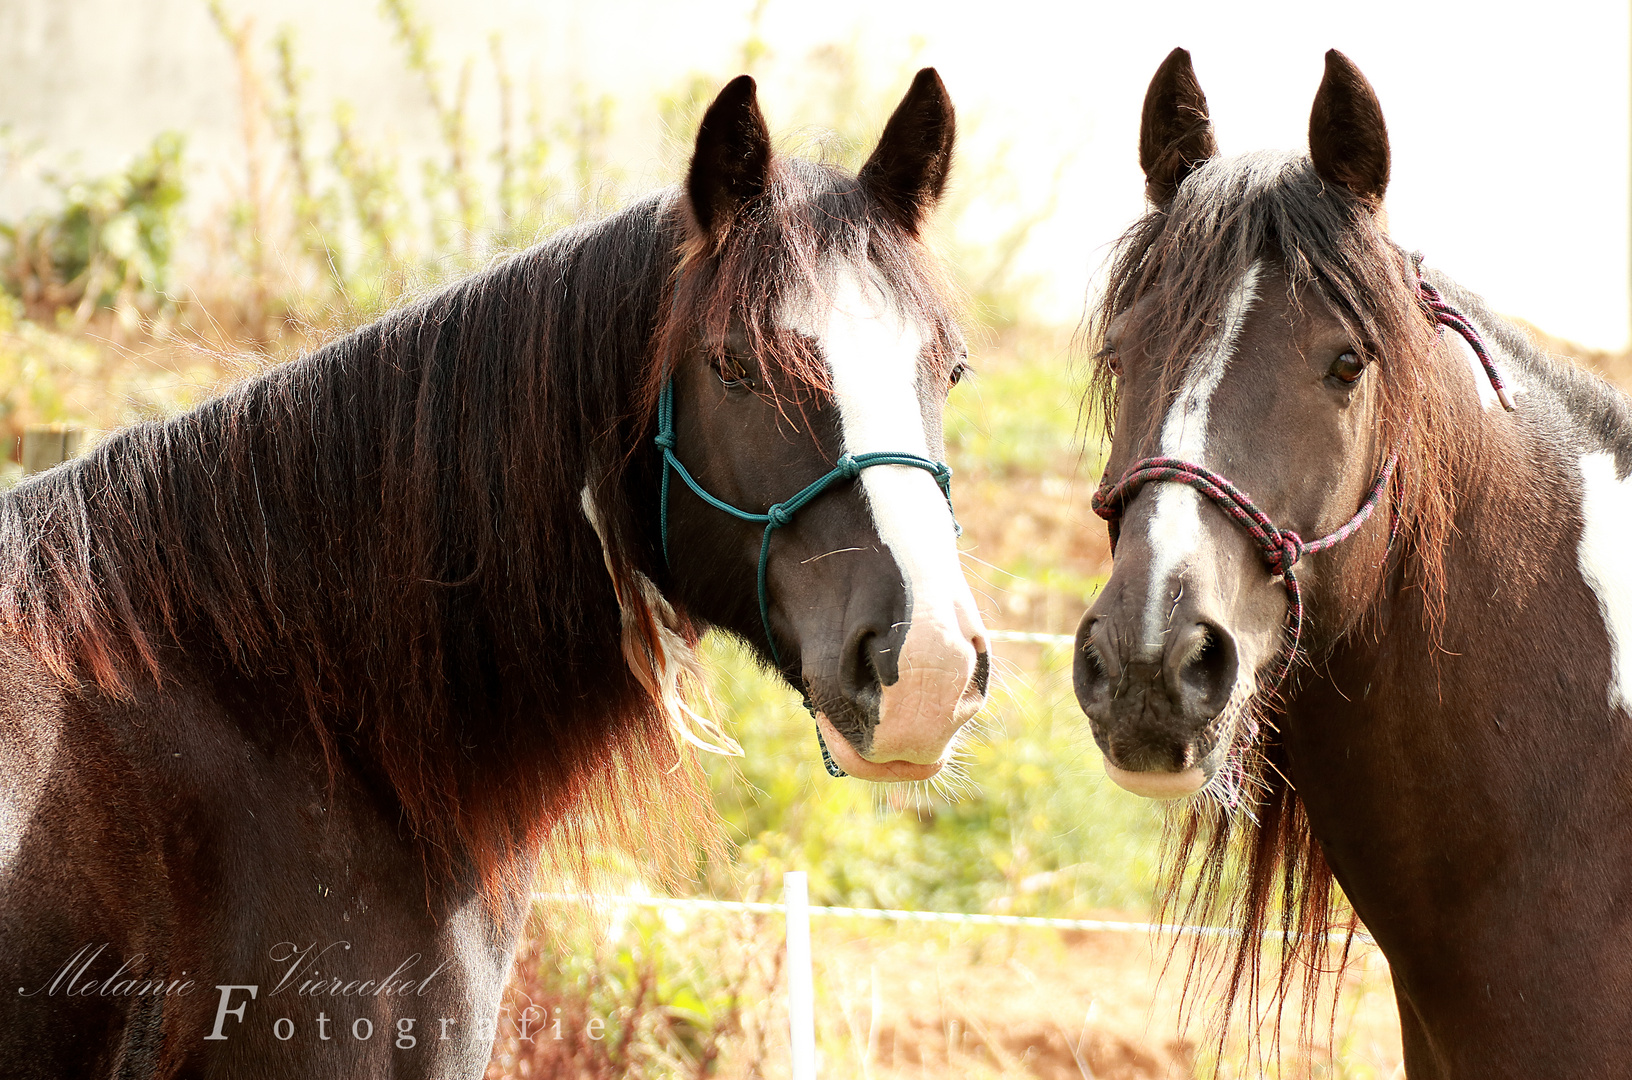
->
[1091, 267, 1509, 684]
[654, 376, 961, 776]
[1093, 451, 1397, 685]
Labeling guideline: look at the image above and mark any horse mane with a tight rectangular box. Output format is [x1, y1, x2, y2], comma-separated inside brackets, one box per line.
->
[0, 153, 956, 908]
[1084, 150, 1468, 1058]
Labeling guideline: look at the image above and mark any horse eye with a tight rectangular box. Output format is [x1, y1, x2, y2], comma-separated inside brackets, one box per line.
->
[1101, 347, 1123, 377]
[949, 362, 970, 388]
[713, 354, 755, 390]
[1328, 351, 1366, 385]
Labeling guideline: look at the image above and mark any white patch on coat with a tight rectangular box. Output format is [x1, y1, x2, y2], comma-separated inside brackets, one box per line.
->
[1444, 327, 1526, 412]
[1577, 452, 1632, 712]
[1139, 262, 1263, 652]
[783, 265, 986, 765]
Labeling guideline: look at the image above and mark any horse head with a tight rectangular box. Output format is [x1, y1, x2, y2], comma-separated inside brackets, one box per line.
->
[1074, 49, 1440, 800]
[654, 71, 989, 782]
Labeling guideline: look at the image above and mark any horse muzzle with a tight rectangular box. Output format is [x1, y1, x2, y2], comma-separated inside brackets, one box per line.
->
[1074, 586, 1244, 800]
[814, 600, 989, 782]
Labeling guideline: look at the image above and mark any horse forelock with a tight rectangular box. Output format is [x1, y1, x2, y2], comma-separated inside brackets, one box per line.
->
[1088, 149, 1471, 1053]
[653, 157, 963, 421]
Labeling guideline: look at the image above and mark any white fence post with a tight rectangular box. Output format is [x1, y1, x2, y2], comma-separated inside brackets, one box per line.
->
[21, 424, 83, 475]
[784, 870, 817, 1080]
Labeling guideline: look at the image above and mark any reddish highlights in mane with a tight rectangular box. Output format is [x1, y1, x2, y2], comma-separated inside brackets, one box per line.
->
[0, 147, 965, 916]
[1085, 151, 1467, 1053]
[0, 192, 716, 911]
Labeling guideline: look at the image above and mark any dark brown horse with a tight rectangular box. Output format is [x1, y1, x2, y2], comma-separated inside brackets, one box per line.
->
[0, 71, 988, 1076]
[1076, 48, 1632, 1076]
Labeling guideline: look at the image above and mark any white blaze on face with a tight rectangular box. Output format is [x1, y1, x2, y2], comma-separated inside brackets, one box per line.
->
[1139, 262, 1263, 652]
[785, 265, 987, 772]
[1577, 452, 1632, 713]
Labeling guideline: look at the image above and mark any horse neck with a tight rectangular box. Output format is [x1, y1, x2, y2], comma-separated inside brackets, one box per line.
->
[1285, 294, 1632, 971]
[1411, 300, 1624, 625]
[5, 201, 676, 753]
[1321, 291, 1630, 709]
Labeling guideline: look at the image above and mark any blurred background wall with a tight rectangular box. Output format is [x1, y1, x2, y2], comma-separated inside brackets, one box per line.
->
[2, 0, 1627, 346]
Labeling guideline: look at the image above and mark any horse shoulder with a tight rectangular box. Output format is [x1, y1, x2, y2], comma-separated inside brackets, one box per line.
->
[0, 639, 176, 1074]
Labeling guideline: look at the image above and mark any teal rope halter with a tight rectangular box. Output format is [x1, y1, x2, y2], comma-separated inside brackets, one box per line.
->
[654, 376, 961, 776]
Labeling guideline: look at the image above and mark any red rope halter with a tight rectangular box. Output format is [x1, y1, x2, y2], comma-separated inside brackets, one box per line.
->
[1091, 270, 1506, 683]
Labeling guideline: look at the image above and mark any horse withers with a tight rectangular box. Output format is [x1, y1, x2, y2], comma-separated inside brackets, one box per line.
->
[0, 71, 987, 1076]
[1076, 48, 1632, 1076]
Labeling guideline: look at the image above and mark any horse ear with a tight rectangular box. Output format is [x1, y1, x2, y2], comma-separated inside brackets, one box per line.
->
[1308, 49, 1390, 205]
[860, 67, 956, 235]
[686, 75, 773, 243]
[1140, 47, 1218, 206]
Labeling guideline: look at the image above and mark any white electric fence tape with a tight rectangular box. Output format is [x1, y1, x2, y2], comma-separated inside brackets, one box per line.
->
[532, 892, 1375, 947]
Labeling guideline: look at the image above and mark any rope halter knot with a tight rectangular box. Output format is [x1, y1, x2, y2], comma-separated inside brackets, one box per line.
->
[1270, 531, 1305, 578]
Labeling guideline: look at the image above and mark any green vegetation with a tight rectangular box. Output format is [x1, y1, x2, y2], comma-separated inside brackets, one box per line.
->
[0, 132, 186, 329]
[700, 636, 1162, 917]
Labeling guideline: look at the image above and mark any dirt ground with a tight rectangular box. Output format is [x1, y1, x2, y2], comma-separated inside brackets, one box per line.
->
[488, 905, 1405, 1080]
[795, 918, 1405, 1080]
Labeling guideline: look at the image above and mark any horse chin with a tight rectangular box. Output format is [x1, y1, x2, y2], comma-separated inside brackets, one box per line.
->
[815, 713, 944, 782]
[1103, 759, 1211, 800]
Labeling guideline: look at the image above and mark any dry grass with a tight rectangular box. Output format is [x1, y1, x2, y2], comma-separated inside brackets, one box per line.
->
[485, 907, 1406, 1080]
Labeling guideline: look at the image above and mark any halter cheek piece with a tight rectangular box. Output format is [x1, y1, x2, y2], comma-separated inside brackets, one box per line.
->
[654, 377, 962, 777]
[1091, 264, 1511, 686]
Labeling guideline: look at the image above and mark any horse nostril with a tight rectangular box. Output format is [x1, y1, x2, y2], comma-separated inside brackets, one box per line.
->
[1082, 639, 1108, 683]
[966, 649, 990, 700]
[1072, 618, 1116, 712]
[1172, 621, 1238, 719]
[839, 628, 886, 719]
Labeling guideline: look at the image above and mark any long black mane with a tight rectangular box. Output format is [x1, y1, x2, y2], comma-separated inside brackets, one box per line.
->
[2, 191, 686, 899]
[0, 153, 958, 903]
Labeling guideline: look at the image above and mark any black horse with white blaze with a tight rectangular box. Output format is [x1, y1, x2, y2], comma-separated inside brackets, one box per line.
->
[0, 71, 987, 1076]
